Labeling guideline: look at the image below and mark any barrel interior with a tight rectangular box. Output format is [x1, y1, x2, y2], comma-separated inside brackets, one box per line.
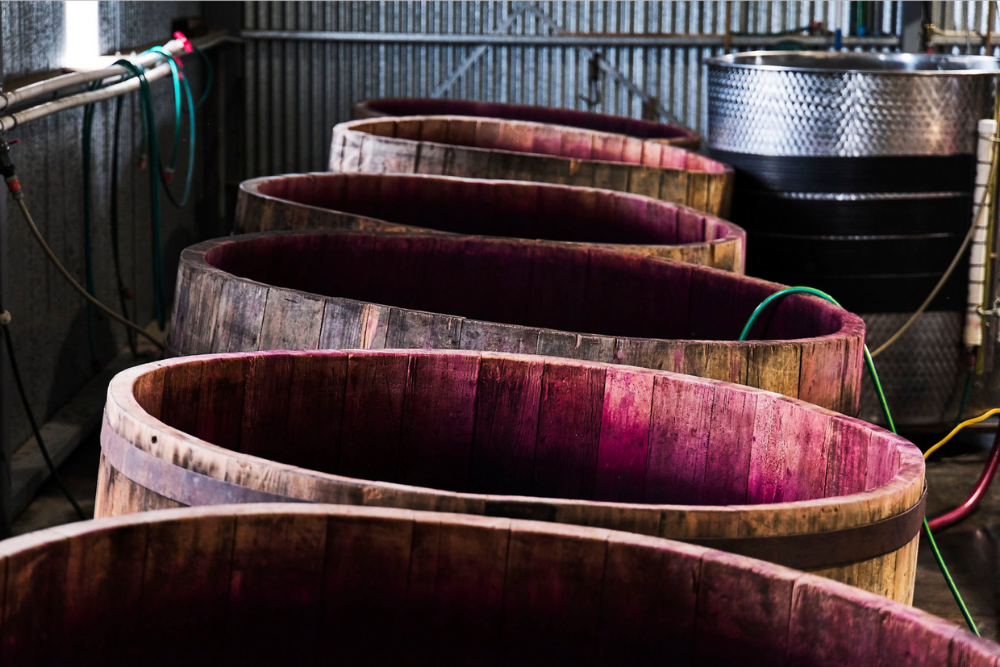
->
[204, 232, 843, 342]
[359, 97, 696, 140]
[348, 116, 726, 173]
[2, 505, 979, 667]
[252, 173, 734, 246]
[133, 351, 900, 506]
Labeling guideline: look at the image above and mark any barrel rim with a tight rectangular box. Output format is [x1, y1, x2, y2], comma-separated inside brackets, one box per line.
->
[336, 115, 734, 176]
[353, 97, 702, 144]
[237, 171, 747, 250]
[0, 501, 978, 646]
[181, 229, 865, 348]
[5, 503, 985, 662]
[104, 349, 923, 537]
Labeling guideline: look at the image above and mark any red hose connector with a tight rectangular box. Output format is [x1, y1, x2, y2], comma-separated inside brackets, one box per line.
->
[173, 31, 193, 53]
[928, 423, 1000, 532]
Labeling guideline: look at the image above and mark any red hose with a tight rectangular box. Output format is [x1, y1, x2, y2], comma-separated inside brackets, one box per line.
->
[928, 423, 1000, 532]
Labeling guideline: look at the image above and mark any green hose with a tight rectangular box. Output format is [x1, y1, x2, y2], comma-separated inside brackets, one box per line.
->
[739, 285, 979, 636]
[78, 43, 208, 341]
[145, 47, 182, 175]
[145, 46, 197, 207]
[110, 91, 138, 357]
[113, 60, 166, 329]
[81, 79, 103, 367]
[187, 42, 214, 111]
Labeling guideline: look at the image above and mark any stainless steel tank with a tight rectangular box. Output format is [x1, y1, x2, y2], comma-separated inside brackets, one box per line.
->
[706, 52, 1000, 427]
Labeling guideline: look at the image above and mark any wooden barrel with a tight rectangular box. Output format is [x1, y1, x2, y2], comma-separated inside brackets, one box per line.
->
[3, 503, 989, 666]
[352, 97, 702, 149]
[236, 173, 746, 272]
[329, 116, 734, 216]
[98, 348, 923, 602]
[168, 230, 865, 414]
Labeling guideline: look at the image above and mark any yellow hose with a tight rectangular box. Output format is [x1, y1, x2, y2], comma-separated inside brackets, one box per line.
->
[924, 408, 1000, 460]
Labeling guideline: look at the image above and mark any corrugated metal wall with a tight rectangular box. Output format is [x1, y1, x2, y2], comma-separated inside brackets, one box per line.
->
[0, 0, 213, 524]
[241, 1, 906, 176]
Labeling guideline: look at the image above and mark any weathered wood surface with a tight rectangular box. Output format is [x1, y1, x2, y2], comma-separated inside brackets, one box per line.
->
[329, 116, 734, 216]
[236, 173, 746, 272]
[1, 504, 988, 665]
[168, 229, 864, 414]
[353, 97, 702, 149]
[100, 349, 921, 601]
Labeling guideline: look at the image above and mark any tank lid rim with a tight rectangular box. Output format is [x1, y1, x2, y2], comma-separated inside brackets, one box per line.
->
[706, 50, 1000, 75]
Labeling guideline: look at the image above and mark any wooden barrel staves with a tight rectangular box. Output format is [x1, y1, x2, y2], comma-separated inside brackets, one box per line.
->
[168, 230, 864, 414]
[2, 503, 991, 666]
[329, 116, 734, 216]
[236, 173, 746, 272]
[99, 349, 921, 602]
[352, 97, 702, 149]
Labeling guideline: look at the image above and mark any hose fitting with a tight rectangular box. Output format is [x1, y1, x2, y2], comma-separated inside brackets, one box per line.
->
[0, 134, 17, 180]
[0, 135, 23, 199]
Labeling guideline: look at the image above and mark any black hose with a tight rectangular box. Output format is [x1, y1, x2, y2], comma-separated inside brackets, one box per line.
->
[0, 310, 86, 521]
[110, 93, 138, 357]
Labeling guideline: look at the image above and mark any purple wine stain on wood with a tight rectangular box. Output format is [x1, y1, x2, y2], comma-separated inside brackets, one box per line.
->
[594, 367, 656, 503]
[120, 349, 918, 515]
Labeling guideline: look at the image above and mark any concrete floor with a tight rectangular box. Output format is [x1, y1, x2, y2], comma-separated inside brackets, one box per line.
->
[11, 426, 1000, 641]
[12, 434, 100, 535]
[913, 430, 1000, 640]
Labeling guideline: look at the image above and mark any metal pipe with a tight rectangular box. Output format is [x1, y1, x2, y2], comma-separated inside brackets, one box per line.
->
[0, 39, 185, 112]
[928, 33, 1000, 47]
[965, 119, 994, 349]
[239, 29, 899, 49]
[0, 34, 235, 113]
[0, 34, 234, 132]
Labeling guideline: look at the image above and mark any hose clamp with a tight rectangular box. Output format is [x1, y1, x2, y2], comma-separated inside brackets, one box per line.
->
[977, 299, 1000, 324]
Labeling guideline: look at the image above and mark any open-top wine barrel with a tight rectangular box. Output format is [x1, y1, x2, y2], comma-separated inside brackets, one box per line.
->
[329, 116, 733, 216]
[168, 230, 864, 414]
[236, 173, 745, 272]
[99, 349, 922, 602]
[3, 503, 989, 666]
[353, 97, 702, 149]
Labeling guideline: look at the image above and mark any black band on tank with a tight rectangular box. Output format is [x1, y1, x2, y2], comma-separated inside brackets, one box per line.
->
[730, 191, 970, 237]
[752, 271, 968, 313]
[710, 150, 975, 194]
[748, 232, 965, 275]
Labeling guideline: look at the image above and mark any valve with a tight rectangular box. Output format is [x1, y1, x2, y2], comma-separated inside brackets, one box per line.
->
[578, 52, 603, 109]
[0, 134, 23, 199]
